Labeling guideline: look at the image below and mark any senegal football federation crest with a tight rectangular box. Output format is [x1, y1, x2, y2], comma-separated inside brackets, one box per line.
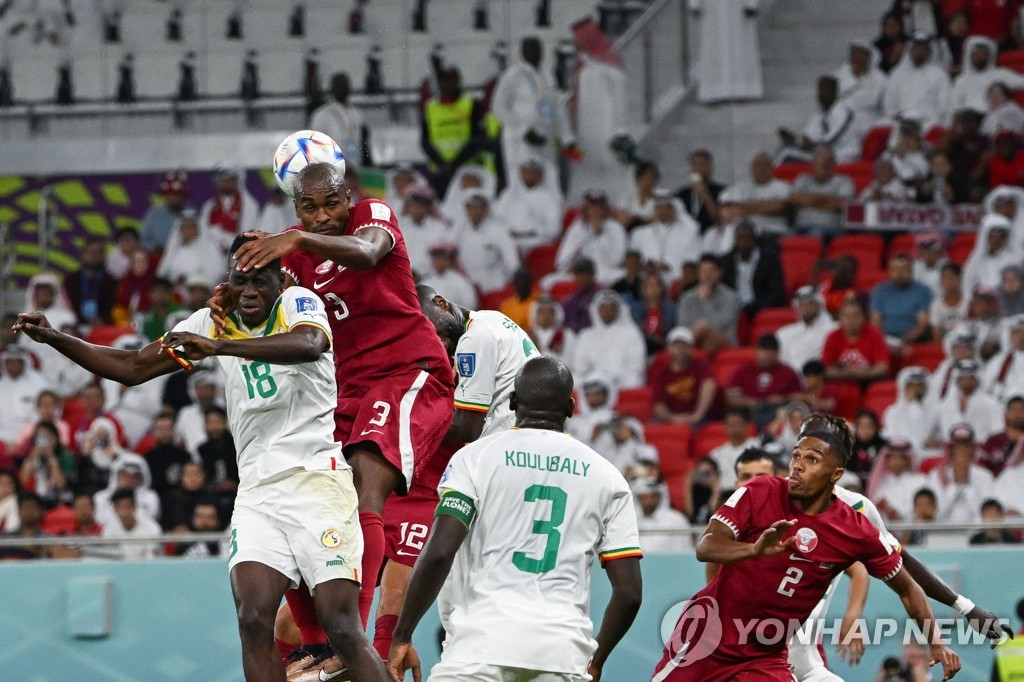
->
[320, 528, 343, 549]
[794, 527, 818, 553]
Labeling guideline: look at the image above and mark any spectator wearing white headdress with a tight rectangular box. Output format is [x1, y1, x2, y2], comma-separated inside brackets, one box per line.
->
[553, 190, 627, 287]
[632, 477, 693, 554]
[573, 290, 646, 390]
[449, 192, 519, 295]
[492, 158, 563, 253]
[950, 36, 1024, 116]
[197, 162, 259, 255]
[440, 165, 495, 224]
[835, 40, 888, 134]
[23, 272, 76, 331]
[982, 315, 1024, 401]
[419, 243, 478, 310]
[99, 335, 169, 448]
[527, 296, 576, 366]
[883, 366, 941, 457]
[566, 373, 617, 447]
[927, 423, 996, 528]
[591, 415, 658, 474]
[0, 347, 50, 449]
[981, 82, 1024, 138]
[629, 190, 701, 284]
[938, 359, 1004, 441]
[963, 213, 1020, 295]
[156, 208, 224, 288]
[175, 370, 225, 457]
[883, 32, 951, 131]
[866, 439, 929, 521]
[400, 184, 451, 277]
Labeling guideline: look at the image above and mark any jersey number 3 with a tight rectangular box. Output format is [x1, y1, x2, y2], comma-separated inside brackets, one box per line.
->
[513, 485, 567, 575]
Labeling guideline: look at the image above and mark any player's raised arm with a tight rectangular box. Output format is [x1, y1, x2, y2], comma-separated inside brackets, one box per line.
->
[884, 566, 961, 680]
[234, 163, 393, 272]
[695, 518, 796, 563]
[837, 562, 869, 665]
[13, 312, 180, 386]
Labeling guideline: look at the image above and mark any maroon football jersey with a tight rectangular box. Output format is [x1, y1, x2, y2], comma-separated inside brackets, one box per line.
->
[698, 476, 901, 662]
[281, 198, 453, 395]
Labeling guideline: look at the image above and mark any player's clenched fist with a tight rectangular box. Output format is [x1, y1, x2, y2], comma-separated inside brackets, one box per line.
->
[387, 641, 421, 682]
[160, 331, 220, 361]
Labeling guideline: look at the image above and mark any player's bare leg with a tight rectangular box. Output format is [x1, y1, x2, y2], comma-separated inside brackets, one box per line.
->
[230, 561, 295, 682]
[275, 603, 301, 656]
[373, 561, 413, 658]
[312, 579, 388, 681]
[284, 445, 404, 679]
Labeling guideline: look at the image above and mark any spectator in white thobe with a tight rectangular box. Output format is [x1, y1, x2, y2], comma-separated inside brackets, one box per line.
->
[835, 40, 888, 135]
[450, 193, 519, 295]
[419, 243, 479, 311]
[308, 72, 366, 165]
[776, 286, 838, 370]
[632, 478, 693, 554]
[629, 191, 701, 284]
[573, 290, 646, 390]
[554, 190, 627, 286]
[949, 36, 1024, 117]
[688, 0, 763, 103]
[400, 185, 451, 277]
[489, 36, 570, 182]
[492, 159, 563, 253]
[883, 33, 951, 130]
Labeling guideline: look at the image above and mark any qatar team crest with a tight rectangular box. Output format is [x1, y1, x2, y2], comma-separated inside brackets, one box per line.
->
[320, 529, 343, 549]
[794, 527, 818, 553]
[315, 260, 335, 275]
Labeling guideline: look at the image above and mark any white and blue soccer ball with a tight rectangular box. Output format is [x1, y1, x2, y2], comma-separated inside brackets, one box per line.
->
[272, 129, 346, 197]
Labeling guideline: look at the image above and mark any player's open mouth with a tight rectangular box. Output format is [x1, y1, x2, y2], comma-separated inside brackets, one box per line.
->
[240, 303, 261, 314]
[788, 475, 802, 486]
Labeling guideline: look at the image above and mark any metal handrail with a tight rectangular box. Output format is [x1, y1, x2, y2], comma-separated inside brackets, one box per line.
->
[36, 185, 54, 272]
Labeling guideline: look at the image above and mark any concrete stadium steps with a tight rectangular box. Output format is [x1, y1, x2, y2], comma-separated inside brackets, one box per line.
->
[651, 0, 887, 184]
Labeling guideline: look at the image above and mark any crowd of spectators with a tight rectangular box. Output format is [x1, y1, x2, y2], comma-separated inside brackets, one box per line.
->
[6, 9, 1024, 558]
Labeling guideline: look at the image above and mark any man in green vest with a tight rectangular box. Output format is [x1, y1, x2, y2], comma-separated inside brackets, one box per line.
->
[421, 67, 487, 197]
[994, 598, 1024, 681]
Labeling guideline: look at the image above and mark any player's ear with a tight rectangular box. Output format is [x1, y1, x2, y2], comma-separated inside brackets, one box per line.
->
[509, 391, 518, 412]
[566, 397, 575, 419]
[829, 466, 844, 486]
[434, 295, 449, 312]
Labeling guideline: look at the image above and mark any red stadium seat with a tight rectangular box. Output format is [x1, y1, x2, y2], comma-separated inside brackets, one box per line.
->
[85, 325, 133, 348]
[645, 423, 692, 475]
[919, 456, 944, 474]
[997, 49, 1024, 73]
[863, 380, 898, 424]
[924, 126, 947, 148]
[948, 232, 976, 267]
[694, 421, 756, 458]
[855, 267, 890, 292]
[836, 161, 874, 194]
[42, 506, 76, 535]
[525, 243, 559, 280]
[694, 421, 728, 457]
[830, 382, 863, 420]
[664, 472, 690, 512]
[61, 396, 86, 428]
[887, 233, 917, 262]
[827, 233, 885, 272]
[903, 343, 946, 372]
[779, 235, 824, 258]
[750, 307, 798, 342]
[781, 251, 818, 298]
[713, 347, 758, 386]
[615, 387, 653, 423]
[773, 163, 813, 184]
[547, 280, 578, 301]
[861, 126, 892, 161]
[1014, 90, 1024, 108]
[478, 285, 513, 312]
[562, 206, 580, 234]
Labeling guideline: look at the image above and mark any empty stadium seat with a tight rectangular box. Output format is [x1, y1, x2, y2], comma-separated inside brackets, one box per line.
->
[855, 267, 889, 292]
[903, 343, 946, 372]
[780, 237, 822, 297]
[948, 232, 976, 266]
[693, 421, 756, 458]
[924, 126, 947, 148]
[750, 307, 798, 341]
[713, 347, 757, 386]
[830, 382, 862, 420]
[615, 387, 653, 423]
[997, 49, 1024, 73]
[836, 161, 874, 194]
[863, 380, 898, 424]
[827, 233, 885, 272]
[644, 423, 692, 475]
[86, 325, 133, 347]
[547, 280, 578, 301]
[919, 456, 944, 474]
[773, 163, 813, 184]
[861, 126, 892, 161]
[887, 233, 916, 261]
[478, 285, 512, 311]
[525, 243, 559, 280]
[664, 472, 690, 512]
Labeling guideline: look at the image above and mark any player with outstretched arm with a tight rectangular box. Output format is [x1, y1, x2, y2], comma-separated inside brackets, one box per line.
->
[652, 429, 961, 681]
[13, 236, 386, 682]
[388, 357, 644, 682]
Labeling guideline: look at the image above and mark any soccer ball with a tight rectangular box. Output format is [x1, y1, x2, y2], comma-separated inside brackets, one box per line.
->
[272, 130, 346, 197]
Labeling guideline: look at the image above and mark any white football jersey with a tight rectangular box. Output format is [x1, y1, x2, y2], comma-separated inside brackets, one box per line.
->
[453, 310, 539, 436]
[435, 428, 642, 673]
[167, 287, 347, 493]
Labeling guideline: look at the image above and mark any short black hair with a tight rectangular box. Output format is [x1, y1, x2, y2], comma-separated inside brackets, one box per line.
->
[802, 360, 826, 376]
[110, 487, 136, 505]
[115, 227, 139, 241]
[724, 406, 751, 422]
[203, 405, 228, 420]
[151, 277, 174, 291]
[18, 492, 43, 508]
[940, 262, 961, 276]
[800, 429, 849, 467]
[913, 487, 936, 504]
[1009, 396, 1024, 409]
[690, 149, 712, 162]
[981, 498, 1004, 514]
[634, 160, 659, 179]
[697, 456, 720, 475]
[735, 447, 777, 475]
[699, 253, 721, 268]
[230, 234, 281, 273]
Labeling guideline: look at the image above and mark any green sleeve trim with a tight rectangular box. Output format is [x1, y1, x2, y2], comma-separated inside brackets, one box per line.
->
[436, 490, 477, 528]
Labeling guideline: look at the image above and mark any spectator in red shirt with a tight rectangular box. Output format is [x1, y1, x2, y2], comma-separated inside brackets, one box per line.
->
[822, 298, 890, 383]
[650, 326, 717, 425]
[947, 0, 1020, 43]
[799, 360, 839, 413]
[71, 491, 102, 536]
[988, 130, 1024, 188]
[724, 334, 804, 428]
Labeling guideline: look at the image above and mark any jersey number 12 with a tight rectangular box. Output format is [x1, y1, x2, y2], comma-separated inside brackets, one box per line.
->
[513, 485, 567, 575]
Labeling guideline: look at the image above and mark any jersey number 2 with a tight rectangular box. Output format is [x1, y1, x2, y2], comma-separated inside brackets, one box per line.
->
[777, 566, 803, 598]
[513, 484, 567, 575]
